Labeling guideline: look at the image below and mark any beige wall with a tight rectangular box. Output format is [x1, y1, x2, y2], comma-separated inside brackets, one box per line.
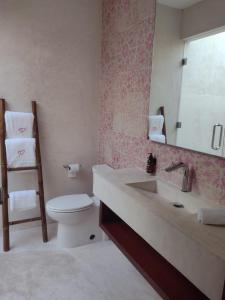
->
[0, 0, 102, 223]
[182, 0, 225, 39]
[150, 3, 184, 144]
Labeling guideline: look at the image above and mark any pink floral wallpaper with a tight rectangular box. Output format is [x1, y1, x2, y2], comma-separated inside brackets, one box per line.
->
[99, 0, 225, 204]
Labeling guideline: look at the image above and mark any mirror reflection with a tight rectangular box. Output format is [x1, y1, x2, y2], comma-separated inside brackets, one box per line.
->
[149, 0, 225, 157]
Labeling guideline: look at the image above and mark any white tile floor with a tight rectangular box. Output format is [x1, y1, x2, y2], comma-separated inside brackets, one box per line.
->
[0, 224, 162, 300]
[0, 223, 58, 253]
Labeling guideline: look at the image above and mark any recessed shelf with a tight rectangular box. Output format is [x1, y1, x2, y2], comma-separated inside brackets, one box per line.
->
[100, 202, 210, 300]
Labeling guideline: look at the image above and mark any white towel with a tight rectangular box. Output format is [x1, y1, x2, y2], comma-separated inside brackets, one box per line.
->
[149, 115, 164, 136]
[9, 190, 37, 211]
[197, 208, 225, 225]
[5, 111, 34, 138]
[150, 134, 166, 144]
[5, 138, 36, 168]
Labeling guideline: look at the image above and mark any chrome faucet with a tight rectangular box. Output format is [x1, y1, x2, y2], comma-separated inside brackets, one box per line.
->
[165, 162, 192, 192]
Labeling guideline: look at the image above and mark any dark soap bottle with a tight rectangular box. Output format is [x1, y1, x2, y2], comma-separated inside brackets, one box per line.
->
[146, 153, 157, 175]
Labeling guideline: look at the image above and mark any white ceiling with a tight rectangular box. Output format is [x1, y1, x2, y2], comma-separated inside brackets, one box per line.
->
[158, 0, 204, 9]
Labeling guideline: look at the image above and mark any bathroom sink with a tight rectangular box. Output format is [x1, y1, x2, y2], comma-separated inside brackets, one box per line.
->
[126, 179, 181, 207]
[126, 179, 215, 214]
[126, 180, 157, 193]
[94, 167, 225, 300]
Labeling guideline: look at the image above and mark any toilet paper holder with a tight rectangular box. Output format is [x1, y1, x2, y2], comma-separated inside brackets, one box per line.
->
[63, 164, 82, 170]
[63, 164, 71, 170]
[63, 164, 81, 178]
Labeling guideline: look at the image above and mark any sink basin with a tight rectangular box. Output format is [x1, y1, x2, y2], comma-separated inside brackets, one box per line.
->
[126, 179, 217, 214]
[126, 180, 157, 193]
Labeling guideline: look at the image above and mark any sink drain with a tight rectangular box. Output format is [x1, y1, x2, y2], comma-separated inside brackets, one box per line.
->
[172, 202, 184, 208]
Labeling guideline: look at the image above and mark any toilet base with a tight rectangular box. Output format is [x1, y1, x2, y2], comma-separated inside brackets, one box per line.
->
[56, 202, 104, 248]
[57, 223, 98, 248]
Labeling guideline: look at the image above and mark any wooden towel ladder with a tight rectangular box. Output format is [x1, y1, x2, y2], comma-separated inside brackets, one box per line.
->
[0, 98, 48, 251]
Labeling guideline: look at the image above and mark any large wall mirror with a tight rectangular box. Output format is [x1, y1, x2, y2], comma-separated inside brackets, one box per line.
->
[149, 0, 225, 157]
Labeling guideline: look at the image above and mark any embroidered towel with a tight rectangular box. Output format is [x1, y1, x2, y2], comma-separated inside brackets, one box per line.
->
[5, 111, 34, 138]
[150, 134, 166, 144]
[9, 190, 37, 211]
[148, 115, 164, 136]
[5, 138, 36, 168]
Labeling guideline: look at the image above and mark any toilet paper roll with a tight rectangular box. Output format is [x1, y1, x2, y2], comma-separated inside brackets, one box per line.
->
[67, 164, 80, 178]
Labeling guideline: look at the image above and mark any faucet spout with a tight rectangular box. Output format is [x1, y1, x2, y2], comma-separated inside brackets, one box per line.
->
[165, 162, 192, 192]
[165, 162, 185, 172]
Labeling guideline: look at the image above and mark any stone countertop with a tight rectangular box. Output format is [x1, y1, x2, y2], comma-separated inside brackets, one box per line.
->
[93, 165, 225, 300]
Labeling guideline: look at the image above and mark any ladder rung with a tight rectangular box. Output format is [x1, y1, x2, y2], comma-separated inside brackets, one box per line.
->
[7, 166, 38, 172]
[9, 217, 41, 226]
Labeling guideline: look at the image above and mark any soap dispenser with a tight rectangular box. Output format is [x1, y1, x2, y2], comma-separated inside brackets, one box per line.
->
[146, 153, 157, 175]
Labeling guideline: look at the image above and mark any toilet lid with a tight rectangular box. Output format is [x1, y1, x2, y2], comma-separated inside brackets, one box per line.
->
[46, 194, 94, 213]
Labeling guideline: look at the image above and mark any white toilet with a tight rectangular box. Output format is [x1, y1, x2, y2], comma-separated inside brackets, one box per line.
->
[46, 194, 102, 248]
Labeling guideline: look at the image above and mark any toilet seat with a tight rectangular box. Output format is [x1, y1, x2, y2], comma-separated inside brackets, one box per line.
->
[46, 194, 94, 213]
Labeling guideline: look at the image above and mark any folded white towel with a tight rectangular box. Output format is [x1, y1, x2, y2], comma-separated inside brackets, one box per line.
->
[9, 190, 37, 211]
[150, 134, 166, 144]
[197, 208, 225, 225]
[5, 111, 34, 139]
[5, 138, 36, 168]
[149, 115, 164, 136]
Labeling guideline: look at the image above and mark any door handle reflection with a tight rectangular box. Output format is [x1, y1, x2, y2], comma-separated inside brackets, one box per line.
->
[211, 124, 223, 150]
